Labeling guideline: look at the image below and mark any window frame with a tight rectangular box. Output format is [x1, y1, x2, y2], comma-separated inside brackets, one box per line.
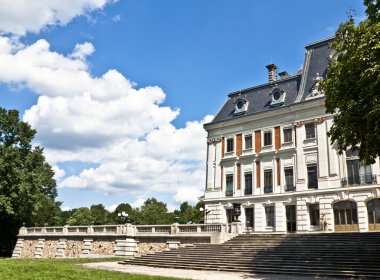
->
[305, 122, 316, 139]
[226, 137, 234, 153]
[263, 130, 272, 147]
[244, 172, 253, 195]
[265, 206, 275, 227]
[309, 203, 320, 226]
[284, 167, 294, 191]
[244, 134, 253, 150]
[282, 127, 293, 143]
[264, 169, 273, 193]
[307, 164, 318, 189]
[225, 174, 234, 196]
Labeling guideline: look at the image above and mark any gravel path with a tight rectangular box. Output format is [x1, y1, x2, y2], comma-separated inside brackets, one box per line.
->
[83, 262, 344, 280]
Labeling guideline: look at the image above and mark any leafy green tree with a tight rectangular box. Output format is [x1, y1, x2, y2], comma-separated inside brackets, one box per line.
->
[0, 108, 57, 255]
[321, 0, 380, 163]
[133, 198, 174, 225]
[67, 207, 94, 226]
[173, 201, 203, 224]
[110, 203, 133, 224]
[90, 204, 109, 225]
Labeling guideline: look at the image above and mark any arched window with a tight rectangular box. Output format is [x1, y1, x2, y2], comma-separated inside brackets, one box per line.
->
[333, 201, 358, 232]
[367, 198, 380, 231]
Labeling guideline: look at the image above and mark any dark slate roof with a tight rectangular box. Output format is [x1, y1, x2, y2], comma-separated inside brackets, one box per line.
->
[212, 75, 301, 123]
[208, 37, 334, 125]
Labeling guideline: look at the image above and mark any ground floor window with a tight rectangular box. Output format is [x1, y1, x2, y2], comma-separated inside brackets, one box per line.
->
[333, 201, 358, 232]
[265, 206, 275, 227]
[245, 207, 254, 229]
[309, 203, 320, 226]
[226, 209, 233, 224]
[367, 198, 380, 231]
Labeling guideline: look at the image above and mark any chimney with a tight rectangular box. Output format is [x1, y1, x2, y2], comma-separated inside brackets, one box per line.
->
[278, 71, 289, 79]
[266, 64, 278, 83]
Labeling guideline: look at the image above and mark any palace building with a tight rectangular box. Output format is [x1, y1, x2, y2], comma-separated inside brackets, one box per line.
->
[203, 37, 380, 233]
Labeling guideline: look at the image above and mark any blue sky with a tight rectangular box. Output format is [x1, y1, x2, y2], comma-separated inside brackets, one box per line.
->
[0, 0, 366, 211]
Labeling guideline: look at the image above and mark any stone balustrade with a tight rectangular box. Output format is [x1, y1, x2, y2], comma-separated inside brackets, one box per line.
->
[13, 223, 237, 259]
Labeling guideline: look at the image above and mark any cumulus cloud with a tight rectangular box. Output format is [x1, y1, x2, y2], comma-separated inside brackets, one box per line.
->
[0, 37, 210, 205]
[0, 0, 114, 35]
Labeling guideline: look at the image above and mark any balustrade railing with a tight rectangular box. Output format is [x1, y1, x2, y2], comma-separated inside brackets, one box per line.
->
[341, 174, 377, 187]
[20, 223, 227, 236]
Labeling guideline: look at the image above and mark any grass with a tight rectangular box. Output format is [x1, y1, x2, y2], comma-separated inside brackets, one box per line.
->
[0, 258, 183, 280]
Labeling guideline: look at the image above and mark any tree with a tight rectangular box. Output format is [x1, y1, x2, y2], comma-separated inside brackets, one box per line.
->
[110, 203, 133, 224]
[133, 198, 174, 225]
[67, 207, 94, 226]
[321, 0, 380, 163]
[90, 204, 109, 225]
[173, 201, 203, 224]
[0, 108, 57, 255]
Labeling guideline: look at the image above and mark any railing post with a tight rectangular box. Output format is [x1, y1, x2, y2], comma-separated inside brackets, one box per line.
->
[63, 225, 69, 234]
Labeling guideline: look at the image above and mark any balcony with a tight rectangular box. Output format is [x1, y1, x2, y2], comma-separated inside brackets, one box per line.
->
[341, 174, 377, 187]
[225, 189, 233, 197]
[264, 185, 273, 194]
[285, 184, 296, 192]
[244, 188, 253, 195]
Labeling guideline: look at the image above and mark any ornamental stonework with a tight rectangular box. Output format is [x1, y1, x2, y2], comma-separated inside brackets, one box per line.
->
[92, 241, 115, 255]
[20, 240, 37, 258]
[65, 240, 83, 257]
[42, 240, 59, 258]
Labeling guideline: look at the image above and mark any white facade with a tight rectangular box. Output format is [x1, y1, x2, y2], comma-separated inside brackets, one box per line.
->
[203, 38, 380, 233]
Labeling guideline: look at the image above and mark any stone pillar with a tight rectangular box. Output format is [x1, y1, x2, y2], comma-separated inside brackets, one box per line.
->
[11, 238, 24, 258]
[34, 238, 45, 258]
[230, 222, 242, 234]
[167, 239, 180, 249]
[114, 238, 137, 257]
[80, 238, 93, 257]
[55, 238, 67, 258]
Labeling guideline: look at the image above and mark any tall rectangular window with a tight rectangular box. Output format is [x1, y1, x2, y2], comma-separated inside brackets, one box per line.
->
[265, 206, 275, 227]
[226, 138, 234, 153]
[305, 123, 316, 139]
[307, 164, 318, 189]
[345, 149, 373, 186]
[244, 135, 252, 149]
[244, 173, 253, 195]
[284, 167, 294, 191]
[283, 127, 292, 143]
[263, 131, 272, 146]
[309, 204, 320, 226]
[226, 174, 233, 196]
[264, 169, 273, 193]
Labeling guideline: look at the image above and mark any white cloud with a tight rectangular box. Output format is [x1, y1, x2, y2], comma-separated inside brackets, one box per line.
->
[0, 37, 209, 206]
[0, 0, 114, 35]
[106, 203, 119, 212]
[131, 198, 146, 209]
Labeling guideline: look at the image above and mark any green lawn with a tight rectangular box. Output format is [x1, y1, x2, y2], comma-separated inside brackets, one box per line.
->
[0, 258, 183, 280]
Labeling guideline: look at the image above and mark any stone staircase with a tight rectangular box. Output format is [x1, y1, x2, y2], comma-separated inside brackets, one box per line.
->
[120, 232, 380, 278]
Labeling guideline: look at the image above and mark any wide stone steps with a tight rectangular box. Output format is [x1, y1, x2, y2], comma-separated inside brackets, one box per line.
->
[121, 232, 380, 278]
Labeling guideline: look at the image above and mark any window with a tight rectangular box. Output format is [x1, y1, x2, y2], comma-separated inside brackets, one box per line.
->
[244, 173, 253, 195]
[245, 207, 254, 229]
[307, 164, 318, 189]
[265, 206, 275, 227]
[283, 127, 292, 143]
[309, 204, 320, 226]
[345, 149, 373, 186]
[226, 138, 234, 153]
[264, 169, 273, 193]
[264, 130, 272, 146]
[244, 135, 252, 149]
[305, 123, 316, 139]
[225, 175, 233, 196]
[284, 167, 294, 191]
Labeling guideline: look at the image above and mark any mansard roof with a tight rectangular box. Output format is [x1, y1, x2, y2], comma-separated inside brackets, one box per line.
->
[207, 37, 334, 126]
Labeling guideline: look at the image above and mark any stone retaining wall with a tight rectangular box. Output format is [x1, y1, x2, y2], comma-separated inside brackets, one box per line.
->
[12, 223, 235, 259]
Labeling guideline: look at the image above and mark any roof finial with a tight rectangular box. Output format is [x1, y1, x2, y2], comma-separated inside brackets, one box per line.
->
[347, 5, 355, 22]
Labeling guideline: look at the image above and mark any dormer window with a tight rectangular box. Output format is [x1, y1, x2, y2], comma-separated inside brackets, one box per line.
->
[270, 88, 286, 107]
[234, 97, 248, 116]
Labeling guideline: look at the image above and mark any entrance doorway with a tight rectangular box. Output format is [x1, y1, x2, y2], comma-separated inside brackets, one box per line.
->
[333, 201, 358, 232]
[245, 207, 254, 231]
[367, 198, 380, 231]
[286, 205, 296, 232]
